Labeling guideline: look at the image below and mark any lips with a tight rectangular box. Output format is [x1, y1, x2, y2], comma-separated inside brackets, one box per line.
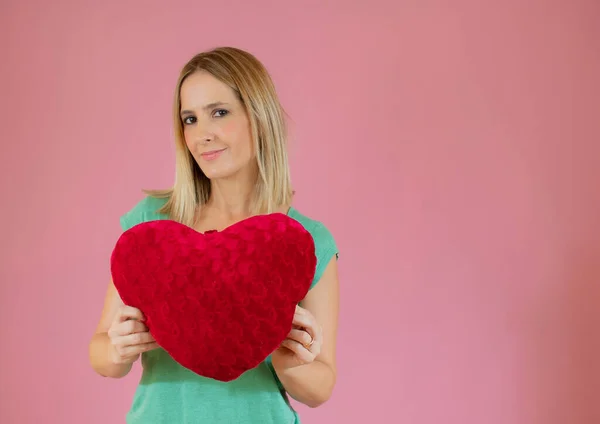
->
[200, 148, 226, 161]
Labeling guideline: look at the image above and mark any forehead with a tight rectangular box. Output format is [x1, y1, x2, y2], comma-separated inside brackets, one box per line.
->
[180, 71, 238, 108]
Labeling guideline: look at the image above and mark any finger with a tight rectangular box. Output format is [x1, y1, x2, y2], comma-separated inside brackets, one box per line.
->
[117, 306, 145, 322]
[112, 319, 148, 337]
[292, 306, 307, 329]
[281, 339, 315, 363]
[120, 341, 159, 357]
[287, 329, 313, 347]
[117, 331, 156, 347]
[291, 313, 317, 341]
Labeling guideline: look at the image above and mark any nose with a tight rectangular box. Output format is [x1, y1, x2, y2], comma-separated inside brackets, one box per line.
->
[189, 120, 214, 144]
[200, 133, 213, 143]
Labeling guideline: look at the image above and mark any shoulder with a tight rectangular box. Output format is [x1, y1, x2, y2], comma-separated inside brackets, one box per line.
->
[288, 207, 339, 290]
[119, 195, 169, 232]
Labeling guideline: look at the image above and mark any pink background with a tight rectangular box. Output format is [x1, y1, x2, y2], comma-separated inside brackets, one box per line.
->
[1, 1, 599, 423]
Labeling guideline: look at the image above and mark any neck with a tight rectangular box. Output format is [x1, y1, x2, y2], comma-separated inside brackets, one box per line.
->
[206, 173, 257, 221]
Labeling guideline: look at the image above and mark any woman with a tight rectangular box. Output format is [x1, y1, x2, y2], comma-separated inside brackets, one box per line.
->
[89, 46, 340, 424]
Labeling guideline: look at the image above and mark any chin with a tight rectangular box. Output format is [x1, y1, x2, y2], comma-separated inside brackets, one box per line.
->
[199, 166, 239, 180]
[198, 159, 255, 181]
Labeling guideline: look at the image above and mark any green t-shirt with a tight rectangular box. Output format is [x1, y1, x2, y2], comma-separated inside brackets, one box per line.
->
[118, 195, 338, 424]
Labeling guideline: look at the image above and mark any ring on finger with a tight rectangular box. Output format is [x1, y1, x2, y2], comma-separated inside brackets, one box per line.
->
[304, 336, 314, 349]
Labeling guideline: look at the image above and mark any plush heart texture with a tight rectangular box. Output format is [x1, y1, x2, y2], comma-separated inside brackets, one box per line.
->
[110, 213, 316, 382]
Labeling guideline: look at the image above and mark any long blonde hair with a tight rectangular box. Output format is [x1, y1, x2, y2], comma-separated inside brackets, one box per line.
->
[145, 46, 293, 226]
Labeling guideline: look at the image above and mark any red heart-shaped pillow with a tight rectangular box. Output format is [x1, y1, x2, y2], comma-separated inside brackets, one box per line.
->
[110, 213, 316, 382]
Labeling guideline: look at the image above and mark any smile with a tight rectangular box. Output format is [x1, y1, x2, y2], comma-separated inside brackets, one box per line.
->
[200, 148, 227, 161]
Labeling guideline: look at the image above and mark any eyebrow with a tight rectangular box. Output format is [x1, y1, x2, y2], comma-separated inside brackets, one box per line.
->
[180, 102, 229, 116]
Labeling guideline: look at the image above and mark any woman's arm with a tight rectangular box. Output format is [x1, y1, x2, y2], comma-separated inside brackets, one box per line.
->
[274, 255, 340, 407]
[89, 279, 157, 378]
[89, 279, 132, 378]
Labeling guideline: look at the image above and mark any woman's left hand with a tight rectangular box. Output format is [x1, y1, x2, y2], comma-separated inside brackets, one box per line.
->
[271, 305, 323, 371]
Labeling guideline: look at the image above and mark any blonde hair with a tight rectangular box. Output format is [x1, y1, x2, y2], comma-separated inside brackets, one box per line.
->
[145, 46, 293, 226]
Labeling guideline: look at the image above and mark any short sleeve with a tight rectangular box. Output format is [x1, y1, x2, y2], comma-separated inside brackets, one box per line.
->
[119, 195, 169, 232]
[120, 207, 141, 232]
[310, 222, 339, 290]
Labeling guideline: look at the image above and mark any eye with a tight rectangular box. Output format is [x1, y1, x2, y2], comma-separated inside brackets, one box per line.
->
[213, 109, 229, 118]
[182, 116, 196, 125]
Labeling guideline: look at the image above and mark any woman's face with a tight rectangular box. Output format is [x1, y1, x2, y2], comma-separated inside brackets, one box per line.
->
[180, 71, 255, 180]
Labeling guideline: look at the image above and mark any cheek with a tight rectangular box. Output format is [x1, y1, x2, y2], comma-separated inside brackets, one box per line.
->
[182, 127, 194, 151]
[184, 136, 193, 151]
[224, 121, 254, 153]
[220, 119, 243, 140]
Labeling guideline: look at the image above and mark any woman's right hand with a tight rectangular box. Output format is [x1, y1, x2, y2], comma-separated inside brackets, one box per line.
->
[107, 305, 159, 365]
